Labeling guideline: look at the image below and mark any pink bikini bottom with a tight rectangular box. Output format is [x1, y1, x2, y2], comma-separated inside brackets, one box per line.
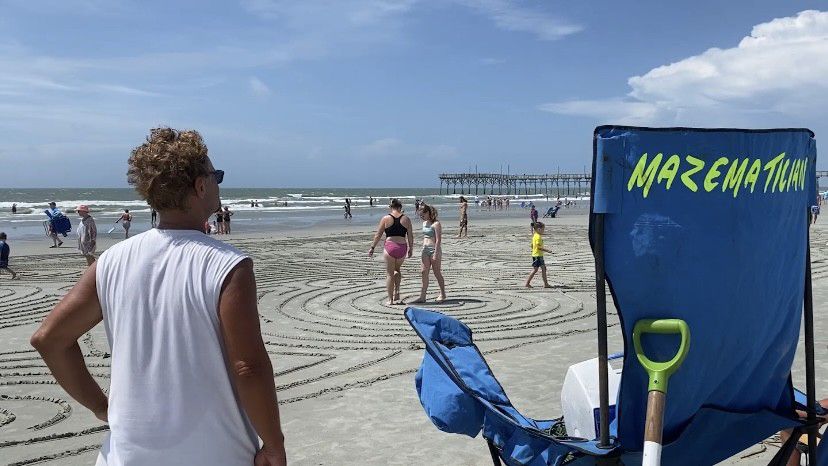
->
[384, 241, 408, 259]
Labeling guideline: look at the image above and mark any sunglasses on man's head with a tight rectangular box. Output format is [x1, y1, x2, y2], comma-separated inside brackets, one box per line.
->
[209, 170, 224, 184]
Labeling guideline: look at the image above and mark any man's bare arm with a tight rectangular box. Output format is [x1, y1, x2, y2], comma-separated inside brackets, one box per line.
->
[30, 263, 108, 421]
[219, 259, 286, 459]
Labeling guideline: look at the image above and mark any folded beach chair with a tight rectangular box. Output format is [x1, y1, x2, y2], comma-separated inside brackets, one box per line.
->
[408, 127, 821, 465]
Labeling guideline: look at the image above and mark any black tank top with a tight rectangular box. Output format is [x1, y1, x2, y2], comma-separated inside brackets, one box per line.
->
[384, 214, 407, 237]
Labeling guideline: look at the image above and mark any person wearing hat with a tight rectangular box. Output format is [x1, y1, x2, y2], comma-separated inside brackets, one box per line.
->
[75, 205, 97, 266]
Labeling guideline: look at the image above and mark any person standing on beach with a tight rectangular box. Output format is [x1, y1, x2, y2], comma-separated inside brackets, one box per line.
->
[0, 232, 19, 280]
[456, 196, 468, 238]
[410, 203, 446, 304]
[525, 222, 552, 289]
[369, 198, 414, 305]
[223, 206, 234, 234]
[215, 207, 225, 234]
[30, 127, 287, 466]
[150, 208, 157, 227]
[75, 205, 97, 266]
[344, 198, 353, 219]
[116, 209, 132, 239]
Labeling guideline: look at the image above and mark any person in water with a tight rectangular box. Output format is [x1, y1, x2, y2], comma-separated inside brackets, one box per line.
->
[369, 198, 414, 305]
[410, 203, 446, 304]
[30, 127, 286, 466]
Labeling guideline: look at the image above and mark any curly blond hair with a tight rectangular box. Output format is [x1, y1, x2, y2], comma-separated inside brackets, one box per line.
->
[127, 127, 210, 210]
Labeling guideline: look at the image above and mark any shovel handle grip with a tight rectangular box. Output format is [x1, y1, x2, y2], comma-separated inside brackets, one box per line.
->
[633, 319, 690, 393]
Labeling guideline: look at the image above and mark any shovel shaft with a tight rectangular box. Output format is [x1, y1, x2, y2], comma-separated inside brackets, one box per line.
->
[642, 390, 666, 466]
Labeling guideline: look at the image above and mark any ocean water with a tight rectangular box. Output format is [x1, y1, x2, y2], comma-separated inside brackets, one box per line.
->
[0, 188, 588, 240]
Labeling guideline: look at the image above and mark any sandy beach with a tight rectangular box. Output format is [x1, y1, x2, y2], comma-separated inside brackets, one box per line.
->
[2, 207, 827, 465]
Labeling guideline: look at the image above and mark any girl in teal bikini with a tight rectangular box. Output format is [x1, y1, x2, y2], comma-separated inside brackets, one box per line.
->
[410, 203, 446, 304]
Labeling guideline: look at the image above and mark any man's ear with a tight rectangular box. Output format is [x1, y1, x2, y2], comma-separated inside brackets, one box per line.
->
[194, 176, 206, 199]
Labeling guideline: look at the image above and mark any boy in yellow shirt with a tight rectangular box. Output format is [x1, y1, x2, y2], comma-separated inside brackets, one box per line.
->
[525, 222, 552, 288]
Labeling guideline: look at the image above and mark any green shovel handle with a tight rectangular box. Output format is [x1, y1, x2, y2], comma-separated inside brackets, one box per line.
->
[633, 319, 690, 393]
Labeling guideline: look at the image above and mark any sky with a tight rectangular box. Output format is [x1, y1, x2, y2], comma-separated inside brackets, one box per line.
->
[1, 0, 827, 188]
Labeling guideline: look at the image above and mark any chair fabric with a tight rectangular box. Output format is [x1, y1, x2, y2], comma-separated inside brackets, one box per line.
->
[406, 307, 614, 466]
[591, 126, 816, 465]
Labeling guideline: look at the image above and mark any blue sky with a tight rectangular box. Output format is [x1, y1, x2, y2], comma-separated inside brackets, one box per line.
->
[1, 0, 826, 187]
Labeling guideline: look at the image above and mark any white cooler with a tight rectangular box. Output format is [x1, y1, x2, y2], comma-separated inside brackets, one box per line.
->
[560, 357, 622, 440]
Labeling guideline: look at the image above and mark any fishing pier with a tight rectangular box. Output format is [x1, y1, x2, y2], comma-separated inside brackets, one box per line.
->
[439, 171, 828, 196]
[438, 172, 591, 196]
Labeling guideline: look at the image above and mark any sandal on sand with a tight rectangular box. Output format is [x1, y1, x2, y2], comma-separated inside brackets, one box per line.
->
[409, 298, 426, 304]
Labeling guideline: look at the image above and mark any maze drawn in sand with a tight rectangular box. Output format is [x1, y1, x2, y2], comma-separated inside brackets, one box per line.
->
[3, 225, 827, 464]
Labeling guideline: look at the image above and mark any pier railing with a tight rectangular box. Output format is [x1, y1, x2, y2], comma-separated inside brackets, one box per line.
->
[439, 171, 828, 196]
[438, 173, 591, 196]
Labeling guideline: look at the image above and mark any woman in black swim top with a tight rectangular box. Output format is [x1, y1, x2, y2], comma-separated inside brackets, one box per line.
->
[368, 198, 414, 305]
[222, 206, 234, 234]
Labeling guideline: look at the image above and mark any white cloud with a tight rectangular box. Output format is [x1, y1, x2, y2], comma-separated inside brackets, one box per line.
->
[455, 0, 582, 40]
[540, 10, 828, 126]
[249, 76, 273, 97]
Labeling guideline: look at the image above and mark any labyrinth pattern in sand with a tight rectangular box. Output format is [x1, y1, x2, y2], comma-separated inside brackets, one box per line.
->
[2, 225, 827, 464]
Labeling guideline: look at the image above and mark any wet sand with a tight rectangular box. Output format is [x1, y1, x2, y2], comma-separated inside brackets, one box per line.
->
[1, 209, 827, 465]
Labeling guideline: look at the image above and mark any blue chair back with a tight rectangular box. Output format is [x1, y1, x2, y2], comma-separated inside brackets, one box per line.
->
[591, 127, 817, 465]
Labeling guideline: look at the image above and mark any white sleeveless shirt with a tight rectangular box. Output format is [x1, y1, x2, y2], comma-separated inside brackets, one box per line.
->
[94, 229, 258, 466]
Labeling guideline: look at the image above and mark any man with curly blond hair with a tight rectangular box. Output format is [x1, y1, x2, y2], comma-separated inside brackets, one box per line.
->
[31, 128, 287, 466]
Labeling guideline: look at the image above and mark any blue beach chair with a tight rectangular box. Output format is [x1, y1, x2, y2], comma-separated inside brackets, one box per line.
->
[407, 127, 822, 465]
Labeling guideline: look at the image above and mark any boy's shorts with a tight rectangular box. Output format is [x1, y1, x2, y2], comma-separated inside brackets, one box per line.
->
[532, 256, 545, 268]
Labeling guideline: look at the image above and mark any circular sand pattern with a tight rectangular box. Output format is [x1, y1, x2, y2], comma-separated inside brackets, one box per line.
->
[0, 224, 616, 464]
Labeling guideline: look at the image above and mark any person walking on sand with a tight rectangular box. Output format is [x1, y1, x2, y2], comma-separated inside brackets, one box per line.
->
[369, 198, 414, 305]
[30, 127, 287, 466]
[45, 201, 65, 248]
[811, 199, 820, 225]
[116, 209, 132, 238]
[525, 222, 552, 288]
[530, 204, 539, 233]
[457, 196, 468, 238]
[75, 205, 97, 266]
[409, 203, 446, 304]
[0, 232, 19, 279]
[223, 206, 234, 234]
